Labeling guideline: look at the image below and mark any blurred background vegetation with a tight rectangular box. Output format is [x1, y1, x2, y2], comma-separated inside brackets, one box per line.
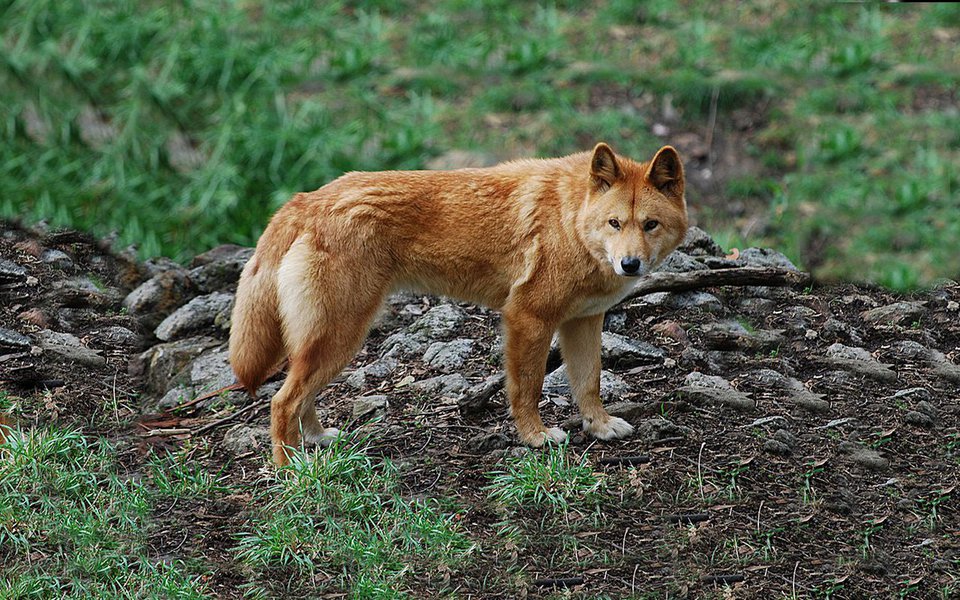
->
[1, 0, 958, 289]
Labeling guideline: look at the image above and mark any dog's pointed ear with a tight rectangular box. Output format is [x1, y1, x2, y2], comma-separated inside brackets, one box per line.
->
[646, 146, 684, 202]
[590, 142, 621, 192]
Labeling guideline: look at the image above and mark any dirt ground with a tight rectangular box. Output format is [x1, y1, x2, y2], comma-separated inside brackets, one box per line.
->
[1, 220, 958, 599]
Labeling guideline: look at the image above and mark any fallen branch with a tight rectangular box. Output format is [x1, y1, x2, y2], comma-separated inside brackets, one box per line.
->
[194, 399, 268, 435]
[617, 267, 811, 306]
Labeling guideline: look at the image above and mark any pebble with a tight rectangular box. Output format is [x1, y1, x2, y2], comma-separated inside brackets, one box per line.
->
[422, 338, 474, 372]
[222, 424, 271, 455]
[0, 327, 32, 354]
[35, 329, 105, 367]
[600, 332, 665, 368]
[861, 301, 927, 326]
[155, 292, 234, 341]
[353, 395, 389, 420]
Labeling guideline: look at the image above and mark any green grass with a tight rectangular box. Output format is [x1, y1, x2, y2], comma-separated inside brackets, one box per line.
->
[0, 426, 210, 598]
[147, 449, 230, 499]
[2, 1, 958, 287]
[486, 442, 603, 514]
[234, 434, 474, 598]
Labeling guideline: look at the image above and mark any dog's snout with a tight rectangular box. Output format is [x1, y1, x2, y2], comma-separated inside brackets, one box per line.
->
[620, 257, 641, 275]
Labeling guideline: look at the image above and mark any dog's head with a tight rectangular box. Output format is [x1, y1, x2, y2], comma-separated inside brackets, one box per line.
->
[578, 143, 689, 277]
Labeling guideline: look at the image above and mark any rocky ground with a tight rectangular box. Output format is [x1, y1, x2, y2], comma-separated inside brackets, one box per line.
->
[1, 219, 958, 598]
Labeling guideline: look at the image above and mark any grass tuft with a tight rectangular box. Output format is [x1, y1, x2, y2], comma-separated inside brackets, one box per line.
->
[486, 442, 603, 513]
[234, 434, 473, 598]
[0, 426, 209, 598]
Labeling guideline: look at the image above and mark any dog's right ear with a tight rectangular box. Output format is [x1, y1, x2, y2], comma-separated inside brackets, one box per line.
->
[590, 143, 621, 192]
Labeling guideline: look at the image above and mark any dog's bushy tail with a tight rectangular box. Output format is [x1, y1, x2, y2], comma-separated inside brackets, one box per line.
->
[229, 253, 284, 396]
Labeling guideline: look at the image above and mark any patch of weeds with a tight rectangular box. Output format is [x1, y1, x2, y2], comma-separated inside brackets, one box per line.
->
[486, 442, 603, 514]
[0, 426, 209, 597]
[916, 485, 953, 532]
[235, 433, 473, 597]
[858, 516, 887, 558]
[813, 575, 849, 599]
[800, 458, 828, 505]
[147, 450, 230, 499]
[718, 457, 752, 501]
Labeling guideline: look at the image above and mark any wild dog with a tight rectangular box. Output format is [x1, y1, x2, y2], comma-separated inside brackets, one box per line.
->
[229, 143, 688, 465]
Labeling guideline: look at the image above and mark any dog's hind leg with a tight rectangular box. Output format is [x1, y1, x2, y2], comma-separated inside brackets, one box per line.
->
[269, 237, 388, 465]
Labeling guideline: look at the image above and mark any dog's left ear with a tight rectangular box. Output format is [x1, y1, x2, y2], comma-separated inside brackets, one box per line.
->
[590, 143, 622, 192]
[646, 146, 684, 202]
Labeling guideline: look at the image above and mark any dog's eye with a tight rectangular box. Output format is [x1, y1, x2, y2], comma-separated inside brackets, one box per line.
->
[644, 220, 659, 232]
[608, 219, 621, 230]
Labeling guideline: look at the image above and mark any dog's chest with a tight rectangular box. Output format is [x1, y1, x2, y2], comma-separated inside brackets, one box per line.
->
[573, 279, 638, 317]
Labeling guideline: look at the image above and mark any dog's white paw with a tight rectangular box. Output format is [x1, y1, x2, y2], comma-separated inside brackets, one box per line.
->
[303, 427, 341, 448]
[522, 427, 568, 447]
[585, 416, 634, 441]
[544, 427, 568, 444]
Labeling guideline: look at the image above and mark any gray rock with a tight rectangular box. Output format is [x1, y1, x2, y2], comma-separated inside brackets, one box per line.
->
[748, 415, 789, 428]
[890, 387, 931, 402]
[915, 400, 936, 417]
[603, 311, 628, 333]
[0, 259, 27, 284]
[678, 226, 724, 257]
[457, 374, 504, 415]
[928, 350, 960, 384]
[638, 291, 671, 306]
[423, 338, 474, 372]
[222, 424, 271, 455]
[51, 276, 121, 307]
[345, 357, 398, 389]
[889, 340, 928, 360]
[95, 326, 140, 348]
[123, 269, 198, 326]
[35, 329, 105, 367]
[543, 366, 629, 401]
[656, 252, 708, 273]
[677, 372, 755, 412]
[158, 385, 193, 410]
[861, 301, 927, 326]
[155, 292, 234, 341]
[635, 417, 691, 444]
[666, 291, 723, 313]
[737, 297, 777, 314]
[410, 304, 466, 339]
[381, 331, 429, 357]
[821, 318, 864, 345]
[0, 327, 32, 354]
[823, 343, 897, 382]
[737, 247, 798, 270]
[189, 349, 235, 392]
[465, 431, 510, 453]
[40, 248, 73, 270]
[410, 373, 468, 396]
[773, 428, 797, 448]
[353, 394, 389, 420]
[136, 337, 220, 392]
[754, 367, 818, 407]
[702, 321, 785, 352]
[600, 332, 665, 368]
[905, 410, 935, 428]
[763, 439, 792, 456]
[839, 442, 889, 471]
[188, 244, 254, 292]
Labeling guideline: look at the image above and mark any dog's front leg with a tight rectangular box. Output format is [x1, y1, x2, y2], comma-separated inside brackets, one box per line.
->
[558, 313, 633, 441]
[503, 309, 566, 446]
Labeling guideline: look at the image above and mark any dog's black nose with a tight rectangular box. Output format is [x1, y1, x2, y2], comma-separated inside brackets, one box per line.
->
[620, 257, 641, 274]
